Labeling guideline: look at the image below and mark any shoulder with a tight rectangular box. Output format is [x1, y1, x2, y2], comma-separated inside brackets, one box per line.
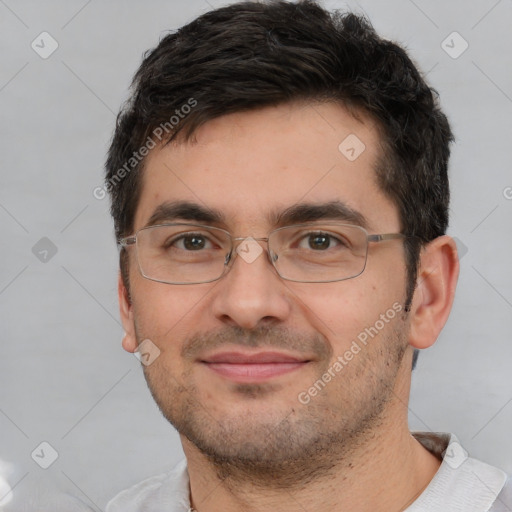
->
[105, 459, 189, 512]
[409, 432, 510, 512]
[488, 477, 512, 511]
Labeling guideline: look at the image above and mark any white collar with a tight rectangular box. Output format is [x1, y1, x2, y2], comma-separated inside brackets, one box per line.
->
[106, 432, 508, 512]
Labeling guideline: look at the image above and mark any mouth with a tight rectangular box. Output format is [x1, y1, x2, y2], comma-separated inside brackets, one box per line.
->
[200, 351, 311, 383]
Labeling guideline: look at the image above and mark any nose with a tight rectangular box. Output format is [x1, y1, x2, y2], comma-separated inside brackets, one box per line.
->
[210, 239, 292, 329]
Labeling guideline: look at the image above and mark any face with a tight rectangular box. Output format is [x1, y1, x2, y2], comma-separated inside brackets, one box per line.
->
[121, 101, 412, 478]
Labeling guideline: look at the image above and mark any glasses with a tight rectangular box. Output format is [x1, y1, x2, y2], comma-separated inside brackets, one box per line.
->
[118, 222, 407, 285]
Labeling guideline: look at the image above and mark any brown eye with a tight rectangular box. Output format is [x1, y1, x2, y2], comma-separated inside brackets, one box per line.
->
[167, 233, 213, 251]
[308, 234, 331, 250]
[182, 235, 207, 250]
[297, 232, 346, 251]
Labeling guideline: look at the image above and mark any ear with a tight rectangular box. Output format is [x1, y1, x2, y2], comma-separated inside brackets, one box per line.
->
[118, 272, 138, 353]
[408, 235, 460, 349]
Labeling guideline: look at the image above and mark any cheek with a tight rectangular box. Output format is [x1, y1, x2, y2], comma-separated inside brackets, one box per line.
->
[130, 278, 214, 346]
[290, 274, 405, 349]
[298, 287, 368, 345]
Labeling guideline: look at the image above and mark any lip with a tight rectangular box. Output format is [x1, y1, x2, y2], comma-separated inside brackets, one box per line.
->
[200, 351, 311, 383]
[202, 351, 308, 364]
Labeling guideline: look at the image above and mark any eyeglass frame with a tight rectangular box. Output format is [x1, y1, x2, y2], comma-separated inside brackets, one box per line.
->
[118, 222, 409, 285]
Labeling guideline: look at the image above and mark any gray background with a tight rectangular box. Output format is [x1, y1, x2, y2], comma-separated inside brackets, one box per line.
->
[1, 0, 511, 509]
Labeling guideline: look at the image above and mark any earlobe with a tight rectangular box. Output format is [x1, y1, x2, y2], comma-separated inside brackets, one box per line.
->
[408, 236, 460, 350]
[118, 273, 138, 353]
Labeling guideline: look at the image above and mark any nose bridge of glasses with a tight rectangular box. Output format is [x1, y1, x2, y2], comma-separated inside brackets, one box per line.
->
[225, 236, 275, 268]
[232, 236, 269, 242]
[230, 236, 271, 254]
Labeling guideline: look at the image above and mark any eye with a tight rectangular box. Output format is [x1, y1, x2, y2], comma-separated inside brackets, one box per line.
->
[298, 232, 346, 251]
[170, 233, 214, 251]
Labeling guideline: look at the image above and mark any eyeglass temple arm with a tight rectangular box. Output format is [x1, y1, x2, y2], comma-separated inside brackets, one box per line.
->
[118, 236, 136, 248]
[367, 233, 407, 243]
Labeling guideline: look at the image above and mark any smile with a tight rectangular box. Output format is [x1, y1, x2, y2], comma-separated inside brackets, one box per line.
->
[200, 351, 311, 383]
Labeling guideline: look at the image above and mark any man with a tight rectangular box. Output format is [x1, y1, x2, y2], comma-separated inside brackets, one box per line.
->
[104, 1, 511, 510]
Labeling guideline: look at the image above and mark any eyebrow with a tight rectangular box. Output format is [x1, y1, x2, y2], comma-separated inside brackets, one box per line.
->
[144, 200, 370, 230]
[145, 200, 226, 228]
[271, 201, 370, 230]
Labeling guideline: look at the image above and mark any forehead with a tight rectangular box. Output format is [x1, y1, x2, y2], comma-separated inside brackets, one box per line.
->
[134, 101, 399, 233]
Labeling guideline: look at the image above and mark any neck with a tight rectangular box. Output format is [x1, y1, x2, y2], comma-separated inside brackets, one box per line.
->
[182, 408, 441, 512]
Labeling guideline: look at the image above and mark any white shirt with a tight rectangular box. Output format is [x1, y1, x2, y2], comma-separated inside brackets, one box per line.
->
[106, 432, 511, 512]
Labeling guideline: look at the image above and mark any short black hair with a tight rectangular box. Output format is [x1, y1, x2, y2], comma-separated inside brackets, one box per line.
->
[106, 0, 454, 315]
